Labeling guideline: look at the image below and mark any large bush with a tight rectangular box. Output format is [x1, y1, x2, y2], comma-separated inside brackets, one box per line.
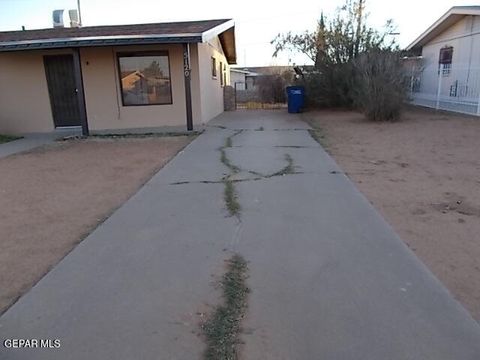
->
[303, 62, 356, 108]
[353, 50, 406, 121]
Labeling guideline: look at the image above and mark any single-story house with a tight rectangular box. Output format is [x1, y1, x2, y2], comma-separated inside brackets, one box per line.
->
[0, 19, 236, 135]
[406, 6, 480, 115]
[230, 68, 251, 90]
[230, 66, 294, 91]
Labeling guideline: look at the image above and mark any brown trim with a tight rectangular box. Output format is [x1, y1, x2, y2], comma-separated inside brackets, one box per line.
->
[183, 43, 193, 131]
[211, 56, 217, 79]
[116, 50, 173, 107]
[220, 60, 224, 86]
[72, 48, 89, 135]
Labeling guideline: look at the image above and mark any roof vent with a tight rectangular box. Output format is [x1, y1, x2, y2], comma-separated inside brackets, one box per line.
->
[52, 9, 64, 28]
[69, 9, 80, 28]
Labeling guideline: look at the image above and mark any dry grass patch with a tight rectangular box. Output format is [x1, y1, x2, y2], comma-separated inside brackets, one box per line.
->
[0, 136, 192, 314]
[306, 107, 480, 321]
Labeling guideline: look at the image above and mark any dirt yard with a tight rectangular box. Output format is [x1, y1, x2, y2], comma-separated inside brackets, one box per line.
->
[0, 136, 192, 314]
[306, 107, 480, 321]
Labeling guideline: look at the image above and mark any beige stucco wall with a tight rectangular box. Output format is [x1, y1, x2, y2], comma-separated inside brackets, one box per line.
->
[0, 45, 190, 134]
[0, 37, 230, 134]
[0, 50, 66, 134]
[81, 44, 190, 131]
[197, 36, 230, 123]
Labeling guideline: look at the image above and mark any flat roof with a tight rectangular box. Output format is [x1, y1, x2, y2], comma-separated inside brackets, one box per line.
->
[0, 19, 237, 63]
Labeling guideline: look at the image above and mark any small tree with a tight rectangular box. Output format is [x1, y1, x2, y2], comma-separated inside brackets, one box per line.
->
[143, 61, 164, 78]
[272, 1, 395, 66]
[272, 0, 400, 111]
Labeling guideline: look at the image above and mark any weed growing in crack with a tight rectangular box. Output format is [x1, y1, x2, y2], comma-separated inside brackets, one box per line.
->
[274, 145, 310, 149]
[223, 179, 241, 217]
[308, 129, 328, 149]
[267, 154, 295, 178]
[248, 170, 264, 177]
[220, 130, 243, 217]
[220, 130, 242, 174]
[300, 114, 329, 149]
[283, 154, 294, 174]
[220, 149, 240, 174]
[202, 254, 249, 360]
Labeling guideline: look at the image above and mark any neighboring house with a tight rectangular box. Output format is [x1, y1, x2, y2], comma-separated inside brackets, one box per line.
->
[0, 19, 236, 135]
[230, 66, 294, 91]
[245, 72, 259, 91]
[406, 6, 480, 115]
[230, 68, 250, 90]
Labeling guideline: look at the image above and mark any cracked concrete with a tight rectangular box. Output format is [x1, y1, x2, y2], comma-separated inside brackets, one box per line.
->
[1, 110, 480, 359]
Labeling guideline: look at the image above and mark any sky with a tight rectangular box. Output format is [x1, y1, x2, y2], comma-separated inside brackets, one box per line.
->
[0, 0, 479, 66]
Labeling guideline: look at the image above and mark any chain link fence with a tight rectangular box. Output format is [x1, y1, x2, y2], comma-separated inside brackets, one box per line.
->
[408, 63, 480, 116]
[233, 74, 289, 110]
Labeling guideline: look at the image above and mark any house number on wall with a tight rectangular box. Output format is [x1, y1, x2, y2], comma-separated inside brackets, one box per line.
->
[183, 45, 191, 78]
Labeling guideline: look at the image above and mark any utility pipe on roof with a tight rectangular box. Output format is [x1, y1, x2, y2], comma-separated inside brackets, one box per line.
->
[77, 0, 82, 26]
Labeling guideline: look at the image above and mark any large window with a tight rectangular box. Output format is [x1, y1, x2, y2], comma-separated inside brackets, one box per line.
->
[117, 52, 172, 106]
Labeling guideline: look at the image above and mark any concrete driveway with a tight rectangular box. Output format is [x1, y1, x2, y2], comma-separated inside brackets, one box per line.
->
[1, 110, 480, 359]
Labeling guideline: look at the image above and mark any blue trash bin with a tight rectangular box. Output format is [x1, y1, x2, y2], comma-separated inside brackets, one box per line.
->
[286, 86, 305, 113]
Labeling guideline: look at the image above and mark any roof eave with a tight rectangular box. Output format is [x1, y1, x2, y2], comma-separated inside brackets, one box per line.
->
[0, 33, 203, 52]
[407, 6, 480, 51]
[202, 19, 236, 64]
[0, 19, 237, 63]
[201, 19, 234, 43]
[230, 68, 250, 74]
[218, 26, 236, 65]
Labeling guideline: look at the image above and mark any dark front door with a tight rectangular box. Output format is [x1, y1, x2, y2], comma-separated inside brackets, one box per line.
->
[44, 54, 81, 127]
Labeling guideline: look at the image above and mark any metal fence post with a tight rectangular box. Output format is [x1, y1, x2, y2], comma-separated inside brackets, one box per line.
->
[436, 64, 443, 110]
[476, 77, 480, 115]
[410, 66, 415, 99]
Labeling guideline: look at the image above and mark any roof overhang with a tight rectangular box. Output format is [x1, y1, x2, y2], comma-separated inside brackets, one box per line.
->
[0, 19, 237, 64]
[407, 6, 480, 51]
[217, 26, 236, 65]
[230, 68, 250, 74]
[0, 33, 203, 52]
[201, 19, 236, 64]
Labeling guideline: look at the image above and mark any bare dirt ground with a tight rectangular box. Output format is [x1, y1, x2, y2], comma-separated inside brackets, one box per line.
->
[306, 107, 480, 321]
[0, 136, 192, 314]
